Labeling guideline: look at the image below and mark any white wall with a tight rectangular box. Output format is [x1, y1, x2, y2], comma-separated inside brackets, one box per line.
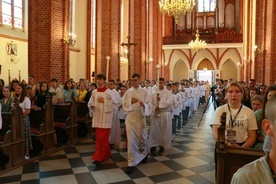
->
[69, 0, 88, 81]
[0, 0, 28, 84]
[221, 59, 238, 81]
[164, 43, 243, 82]
[0, 37, 28, 84]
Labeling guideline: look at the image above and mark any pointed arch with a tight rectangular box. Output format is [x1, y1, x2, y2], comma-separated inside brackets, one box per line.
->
[168, 49, 190, 68]
[220, 58, 238, 80]
[191, 48, 217, 70]
[172, 59, 189, 81]
[197, 58, 215, 70]
[219, 48, 242, 68]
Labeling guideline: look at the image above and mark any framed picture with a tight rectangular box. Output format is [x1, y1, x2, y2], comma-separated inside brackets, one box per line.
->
[6, 42, 17, 56]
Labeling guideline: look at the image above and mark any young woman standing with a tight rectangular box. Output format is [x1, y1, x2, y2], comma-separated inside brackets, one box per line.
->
[15, 83, 33, 160]
[33, 81, 51, 110]
[0, 86, 13, 112]
[212, 82, 258, 148]
[212, 82, 258, 178]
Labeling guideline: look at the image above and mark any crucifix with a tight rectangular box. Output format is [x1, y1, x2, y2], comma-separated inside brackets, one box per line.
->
[121, 36, 137, 80]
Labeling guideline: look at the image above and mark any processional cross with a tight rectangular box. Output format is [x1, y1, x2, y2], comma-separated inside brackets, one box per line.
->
[121, 36, 137, 80]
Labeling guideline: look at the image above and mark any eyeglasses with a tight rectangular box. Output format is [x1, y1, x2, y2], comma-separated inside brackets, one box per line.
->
[131, 79, 138, 81]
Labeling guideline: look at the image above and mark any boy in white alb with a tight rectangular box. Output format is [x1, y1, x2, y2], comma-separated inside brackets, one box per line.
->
[88, 74, 116, 166]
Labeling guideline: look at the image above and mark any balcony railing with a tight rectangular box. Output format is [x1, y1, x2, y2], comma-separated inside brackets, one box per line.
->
[163, 34, 243, 45]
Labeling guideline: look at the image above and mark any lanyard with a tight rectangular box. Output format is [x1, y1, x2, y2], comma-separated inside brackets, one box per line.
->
[266, 155, 276, 183]
[227, 103, 243, 128]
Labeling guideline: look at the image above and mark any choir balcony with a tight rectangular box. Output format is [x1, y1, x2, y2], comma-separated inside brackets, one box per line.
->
[163, 31, 243, 45]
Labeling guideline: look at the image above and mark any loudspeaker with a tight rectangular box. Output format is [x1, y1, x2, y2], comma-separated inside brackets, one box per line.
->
[92, 71, 95, 77]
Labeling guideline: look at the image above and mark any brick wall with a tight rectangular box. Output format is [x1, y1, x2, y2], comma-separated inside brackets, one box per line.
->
[95, 0, 120, 81]
[28, 0, 69, 84]
[255, 0, 276, 85]
[128, 0, 163, 81]
[129, 0, 146, 80]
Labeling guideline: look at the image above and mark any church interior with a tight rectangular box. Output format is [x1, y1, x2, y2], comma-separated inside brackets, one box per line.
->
[0, 0, 276, 183]
[0, 0, 275, 85]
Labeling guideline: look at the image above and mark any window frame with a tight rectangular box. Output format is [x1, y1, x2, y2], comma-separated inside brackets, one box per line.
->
[0, 0, 25, 30]
[197, 0, 216, 13]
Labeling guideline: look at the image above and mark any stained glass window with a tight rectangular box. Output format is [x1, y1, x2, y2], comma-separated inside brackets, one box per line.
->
[2, 0, 12, 25]
[198, 0, 216, 13]
[1, 0, 23, 29]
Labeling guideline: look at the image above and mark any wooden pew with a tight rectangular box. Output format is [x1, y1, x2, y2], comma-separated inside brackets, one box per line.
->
[216, 112, 265, 184]
[53, 104, 71, 145]
[53, 100, 78, 144]
[44, 100, 56, 153]
[7, 102, 25, 166]
[29, 109, 46, 155]
[70, 99, 78, 143]
[76, 101, 92, 138]
[0, 112, 13, 168]
[29, 99, 57, 155]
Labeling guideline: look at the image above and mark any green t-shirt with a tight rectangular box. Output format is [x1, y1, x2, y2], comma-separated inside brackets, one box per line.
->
[255, 109, 266, 137]
[231, 156, 274, 184]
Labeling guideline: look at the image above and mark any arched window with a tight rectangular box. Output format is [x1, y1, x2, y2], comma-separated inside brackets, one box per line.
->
[197, 0, 216, 13]
[1, 0, 24, 29]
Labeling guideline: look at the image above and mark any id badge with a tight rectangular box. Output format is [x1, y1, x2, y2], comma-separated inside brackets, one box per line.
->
[226, 129, 236, 144]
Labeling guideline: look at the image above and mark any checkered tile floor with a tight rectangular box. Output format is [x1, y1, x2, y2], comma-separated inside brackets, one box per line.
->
[0, 103, 216, 184]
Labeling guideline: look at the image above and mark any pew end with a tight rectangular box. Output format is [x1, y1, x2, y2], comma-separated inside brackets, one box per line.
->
[44, 101, 57, 152]
[216, 112, 265, 184]
[10, 105, 25, 166]
[216, 146, 265, 184]
[53, 103, 78, 145]
[76, 102, 92, 138]
[0, 112, 13, 169]
[29, 109, 47, 156]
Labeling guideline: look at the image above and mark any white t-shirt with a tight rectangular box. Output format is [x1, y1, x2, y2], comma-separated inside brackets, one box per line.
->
[19, 97, 31, 113]
[213, 104, 258, 143]
[49, 87, 62, 104]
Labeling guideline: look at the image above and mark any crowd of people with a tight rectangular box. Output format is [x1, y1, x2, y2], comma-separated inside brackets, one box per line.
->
[1, 74, 276, 181]
[210, 78, 276, 183]
[86, 73, 208, 173]
[0, 74, 207, 170]
[211, 78, 276, 149]
[0, 75, 97, 160]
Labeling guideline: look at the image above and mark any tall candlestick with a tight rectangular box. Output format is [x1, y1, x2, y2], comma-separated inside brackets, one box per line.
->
[156, 64, 160, 90]
[19, 70, 21, 82]
[8, 70, 11, 85]
[106, 56, 111, 81]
